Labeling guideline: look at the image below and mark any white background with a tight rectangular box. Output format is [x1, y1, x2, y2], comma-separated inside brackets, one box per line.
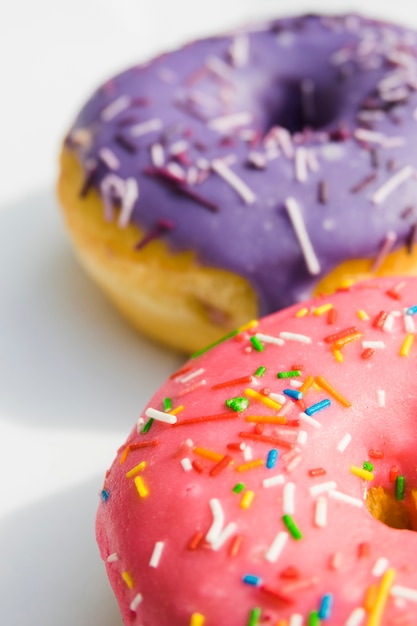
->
[0, 1, 416, 624]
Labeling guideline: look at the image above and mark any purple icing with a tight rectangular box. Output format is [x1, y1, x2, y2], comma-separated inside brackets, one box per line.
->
[68, 14, 417, 315]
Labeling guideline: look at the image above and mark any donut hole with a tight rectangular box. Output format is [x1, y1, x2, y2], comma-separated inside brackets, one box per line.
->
[366, 486, 417, 532]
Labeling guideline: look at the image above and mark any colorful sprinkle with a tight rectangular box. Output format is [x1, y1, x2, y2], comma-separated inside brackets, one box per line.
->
[226, 396, 249, 412]
[134, 475, 149, 498]
[278, 369, 302, 379]
[396, 475, 405, 500]
[241, 490, 255, 509]
[266, 449, 278, 469]
[305, 399, 331, 416]
[250, 336, 264, 351]
[282, 514, 303, 540]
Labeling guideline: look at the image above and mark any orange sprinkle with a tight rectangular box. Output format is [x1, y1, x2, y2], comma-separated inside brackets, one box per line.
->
[169, 405, 184, 416]
[299, 375, 315, 395]
[333, 331, 363, 349]
[400, 333, 414, 357]
[315, 375, 351, 407]
[119, 446, 130, 465]
[327, 307, 338, 324]
[236, 459, 264, 472]
[229, 534, 244, 557]
[121, 571, 134, 589]
[365, 583, 379, 611]
[245, 415, 287, 425]
[193, 446, 224, 462]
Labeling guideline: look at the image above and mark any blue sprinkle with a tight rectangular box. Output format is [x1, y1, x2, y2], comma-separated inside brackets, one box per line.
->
[406, 305, 417, 316]
[283, 388, 303, 401]
[101, 489, 110, 502]
[305, 399, 331, 416]
[266, 448, 278, 469]
[319, 593, 333, 619]
[242, 574, 262, 586]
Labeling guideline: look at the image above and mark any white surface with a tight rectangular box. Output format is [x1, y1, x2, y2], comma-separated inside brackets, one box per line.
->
[1, 0, 417, 624]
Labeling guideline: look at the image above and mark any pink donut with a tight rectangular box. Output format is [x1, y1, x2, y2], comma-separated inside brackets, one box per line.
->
[97, 276, 417, 625]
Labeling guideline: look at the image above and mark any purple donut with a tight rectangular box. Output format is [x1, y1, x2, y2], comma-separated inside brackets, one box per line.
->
[64, 13, 417, 318]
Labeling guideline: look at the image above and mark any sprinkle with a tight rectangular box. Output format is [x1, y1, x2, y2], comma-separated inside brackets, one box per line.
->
[289, 616, 303, 626]
[333, 331, 363, 350]
[250, 336, 264, 352]
[98, 147, 120, 170]
[324, 326, 359, 344]
[177, 368, 205, 384]
[295, 147, 308, 182]
[263, 474, 285, 488]
[314, 303, 333, 316]
[240, 431, 295, 449]
[163, 397, 172, 411]
[130, 593, 143, 612]
[236, 459, 264, 472]
[266, 449, 278, 469]
[373, 311, 388, 330]
[175, 412, 239, 426]
[233, 482, 246, 494]
[192, 460, 205, 473]
[314, 496, 327, 528]
[337, 433, 352, 452]
[363, 461, 374, 472]
[357, 309, 369, 320]
[350, 465, 374, 481]
[372, 165, 414, 205]
[327, 307, 338, 324]
[299, 375, 315, 395]
[188, 531, 204, 551]
[247, 608, 262, 626]
[261, 584, 294, 605]
[328, 490, 362, 508]
[229, 534, 244, 557]
[169, 405, 184, 416]
[243, 574, 262, 586]
[284, 389, 303, 401]
[282, 514, 303, 540]
[299, 412, 322, 429]
[141, 418, 154, 433]
[406, 304, 417, 315]
[400, 333, 414, 356]
[391, 585, 417, 602]
[372, 231, 398, 272]
[377, 389, 386, 407]
[211, 522, 238, 550]
[264, 530, 289, 562]
[305, 399, 331, 416]
[210, 455, 233, 477]
[396, 475, 405, 500]
[279, 332, 312, 344]
[362, 341, 386, 350]
[101, 95, 130, 121]
[106, 552, 118, 563]
[134, 476, 149, 498]
[206, 498, 224, 544]
[241, 490, 255, 509]
[149, 541, 164, 568]
[309, 481, 337, 497]
[333, 349, 343, 363]
[254, 366, 266, 377]
[309, 467, 326, 477]
[404, 310, 416, 333]
[255, 332, 285, 346]
[225, 396, 249, 412]
[361, 348, 375, 360]
[130, 118, 163, 137]
[345, 607, 366, 626]
[244, 387, 282, 410]
[121, 571, 134, 589]
[190, 613, 205, 626]
[369, 449, 384, 459]
[308, 610, 320, 626]
[125, 461, 146, 478]
[372, 557, 389, 577]
[318, 180, 328, 204]
[208, 111, 252, 132]
[314, 376, 351, 407]
[367, 568, 396, 626]
[211, 158, 256, 204]
[145, 407, 177, 425]
[283, 482, 295, 514]
[193, 447, 224, 462]
[118, 177, 139, 227]
[296, 307, 309, 317]
[277, 369, 301, 379]
[100, 489, 110, 502]
[285, 197, 321, 275]
[180, 458, 193, 472]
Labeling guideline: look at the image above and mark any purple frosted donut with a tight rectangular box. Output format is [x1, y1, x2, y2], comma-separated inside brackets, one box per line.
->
[58, 13, 417, 352]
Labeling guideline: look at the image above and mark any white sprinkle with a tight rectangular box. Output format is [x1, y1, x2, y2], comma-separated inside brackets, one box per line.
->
[290, 379, 303, 388]
[286, 453, 302, 473]
[297, 430, 308, 445]
[337, 433, 352, 452]
[166, 162, 186, 181]
[145, 407, 177, 425]
[130, 118, 163, 137]
[289, 616, 303, 626]
[329, 490, 363, 508]
[391, 585, 417, 602]
[283, 482, 295, 514]
[295, 147, 308, 182]
[243, 445, 253, 461]
[229, 34, 249, 67]
[101, 95, 130, 121]
[404, 310, 416, 333]
[180, 457, 192, 472]
[158, 67, 177, 84]
[371, 231, 397, 272]
[255, 332, 285, 346]
[149, 541, 165, 568]
[279, 400, 296, 416]
[136, 417, 145, 433]
[264, 530, 289, 563]
[269, 392, 286, 404]
[276, 127, 294, 159]
[211, 521, 238, 551]
[118, 178, 139, 228]
[299, 412, 322, 429]
[372, 165, 414, 205]
[106, 552, 118, 563]
[206, 498, 224, 544]
[377, 389, 386, 407]
[353, 128, 403, 146]
[372, 556, 389, 577]
[306, 148, 320, 172]
[206, 55, 233, 81]
[247, 151, 267, 169]
[169, 140, 189, 156]
[378, 70, 408, 93]
[314, 496, 328, 528]
[382, 312, 395, 332]
[279, 330, 312, 344]
[177, 368, 205, 384]
[262, 474, 285, 488]
[345, 607, 366, 626]
[208, 112, 252, 133]
[285, 197, 321, 275]
[100, 174, 125, 221]
[98, 147, 120, 170]
[362, 340, 386, 350]
[130, 593, 143, 612]
[211, 158, 256, 204]
[150, 143, 165, 167]
[309, 481, 338, 497]
[187, 166, 199, 185]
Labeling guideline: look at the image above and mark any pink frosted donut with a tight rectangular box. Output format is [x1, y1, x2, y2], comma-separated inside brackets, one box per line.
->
[96, 277, 417, 625]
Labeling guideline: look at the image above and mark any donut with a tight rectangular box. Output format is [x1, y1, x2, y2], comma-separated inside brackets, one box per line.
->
[58, 14, 417, 353]
[97, 276, 417, 625]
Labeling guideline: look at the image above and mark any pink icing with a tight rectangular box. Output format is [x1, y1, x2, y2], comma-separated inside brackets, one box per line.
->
[97, 277, 417, 625]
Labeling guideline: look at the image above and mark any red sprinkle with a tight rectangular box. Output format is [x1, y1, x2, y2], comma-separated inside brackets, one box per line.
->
[260, 584, 294, 605]
[254, 423, 266, 434]
[308, 467, 327, 477]
[212, 375, 253, 390]
[389, 465, 400, 482]
[239, 432, 295, 449]
[358, 542, 371, 558]
[170, 365, 193, 379]
[279, 566, 300, 580]
[260, 387, 271, 396]
[368, 448, 384, 459]
[229, 534, 244, 557]
[323, 326, 358, 343]
[174, 413, 239, 426]
[210, 455, 233, 477]
[361, 348, 375, 360]
[188, 531, 204, 550]
[227, 442, 246, 451]
[327, 307, 338, 325]
[373, 310, 388, 329]
[191, 460, 205, 473]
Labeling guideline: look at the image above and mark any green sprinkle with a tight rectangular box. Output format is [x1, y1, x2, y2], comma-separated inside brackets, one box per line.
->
[277, 369, 301, 379]
[308, 610, 321, 626]
[142, 418, 154, 433]
[191, 329, 239, 358]
[247, 607, 262, 626]
[282, 514, 303, 540]
[163, 397, 172, 411]
[232, 482, 246, 494]
[363, 461, 374, 472]
[226, 396, 249, 412]
[254, 366, 266, 377]
[396, 475, 405, 500]
[250, 336, 264, 352]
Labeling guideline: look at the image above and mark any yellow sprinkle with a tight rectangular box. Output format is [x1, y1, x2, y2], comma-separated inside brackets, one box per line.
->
[238, 319, 259, 332]
[121, 571, 134, 589]
[134, 475, 149, 498]
[295, 306, 309, 318]
[315, 375, 351, 408]
[240, 490, 255, 509]
[193, 446, 224, 462]
[333, 349, 344, 363]
[126, 461, 146, 479]
[244, 387, 282, 411]
[236, 459, 264, 472]
[400, 333, 414, 357]
[245, 415, 287, 425]
[350, 466, 374, 481]
[190, 613, 205, 626]
[357, 309, 369, 321]
[367, 568, 396, 626]
[313, 303, 333, 316]
[299, 375, 315, 395]
[169, 405, 184, 415]
[365, 583, 378, 611]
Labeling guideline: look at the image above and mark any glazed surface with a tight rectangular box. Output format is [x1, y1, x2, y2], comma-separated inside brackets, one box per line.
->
[68, 14, 417, 315]
[97, 277, 417, 625]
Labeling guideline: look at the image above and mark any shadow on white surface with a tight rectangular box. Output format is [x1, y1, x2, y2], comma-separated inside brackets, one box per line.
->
[0, 190, 183, 431]
[0, 475, 123, 626]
